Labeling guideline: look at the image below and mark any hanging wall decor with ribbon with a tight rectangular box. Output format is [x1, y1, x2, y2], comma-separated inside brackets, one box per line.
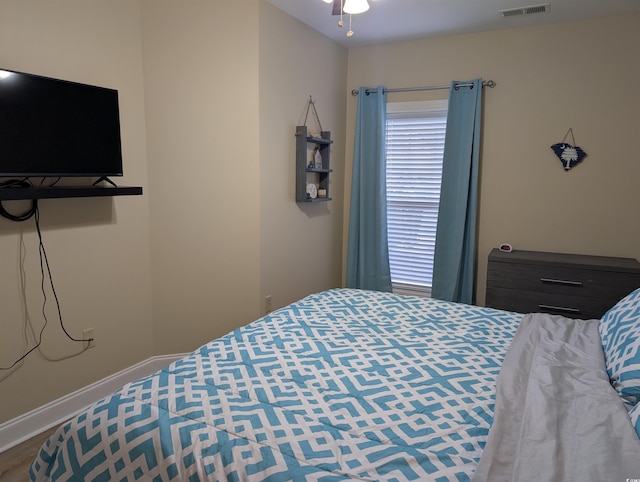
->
[302, 95, 324, 139]
[550, 128, 587, 171]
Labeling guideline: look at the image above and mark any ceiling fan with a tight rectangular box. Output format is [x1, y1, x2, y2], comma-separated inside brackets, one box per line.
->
[324, 0, 370, 36]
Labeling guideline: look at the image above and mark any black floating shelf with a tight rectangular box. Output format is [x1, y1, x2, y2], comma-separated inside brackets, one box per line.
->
[0, 186, 143, 201]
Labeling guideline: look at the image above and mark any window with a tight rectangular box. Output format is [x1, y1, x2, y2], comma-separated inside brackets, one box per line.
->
[386, 100, 448, 297]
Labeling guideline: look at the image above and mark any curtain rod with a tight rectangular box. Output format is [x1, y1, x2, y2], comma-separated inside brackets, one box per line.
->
[351, 80, 496, 97]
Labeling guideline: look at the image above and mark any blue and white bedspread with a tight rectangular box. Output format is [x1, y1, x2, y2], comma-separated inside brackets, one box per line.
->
[30, 288, 521, 481]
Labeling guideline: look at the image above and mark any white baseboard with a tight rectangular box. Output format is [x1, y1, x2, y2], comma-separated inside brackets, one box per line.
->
[0, 353, 187, 453]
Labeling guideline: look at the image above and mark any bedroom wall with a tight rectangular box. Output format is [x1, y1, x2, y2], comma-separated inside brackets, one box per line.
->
[258, 2, 347, 311]
[142, 1, 263, 354]
[143, 0, 347, 352]
[0, 1, 153, 423]
[0, 0, 347, 427]
[344, 14, 640, 305]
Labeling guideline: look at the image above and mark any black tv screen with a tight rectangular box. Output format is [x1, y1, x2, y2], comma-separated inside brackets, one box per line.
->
[0, 68, 123, 178]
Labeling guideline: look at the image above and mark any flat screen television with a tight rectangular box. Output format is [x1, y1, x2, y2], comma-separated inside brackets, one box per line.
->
[0, 68, 123, 178]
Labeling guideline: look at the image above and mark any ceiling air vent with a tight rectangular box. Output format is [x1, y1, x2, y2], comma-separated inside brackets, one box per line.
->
[500, 3, 550, 18]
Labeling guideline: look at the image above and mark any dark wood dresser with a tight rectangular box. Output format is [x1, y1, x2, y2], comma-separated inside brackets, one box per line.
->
[485, 249, 640, 319]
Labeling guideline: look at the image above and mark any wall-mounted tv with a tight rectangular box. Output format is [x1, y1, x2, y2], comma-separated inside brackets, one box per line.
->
[0, 68, 123, 178]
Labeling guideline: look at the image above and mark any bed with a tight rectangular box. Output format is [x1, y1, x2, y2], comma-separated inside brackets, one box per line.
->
[30, 288, 640, 481]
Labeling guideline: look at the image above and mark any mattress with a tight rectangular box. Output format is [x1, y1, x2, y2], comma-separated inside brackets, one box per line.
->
[29, 288, 524, 481]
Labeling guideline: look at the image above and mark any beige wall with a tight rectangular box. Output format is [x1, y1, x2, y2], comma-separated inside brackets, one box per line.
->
[0, 1, 154, 422]
[142, 0, 262, 354]
[344, 14, 640, 304]
[259, 2, 347, 311]
[0, 0, 347, 425]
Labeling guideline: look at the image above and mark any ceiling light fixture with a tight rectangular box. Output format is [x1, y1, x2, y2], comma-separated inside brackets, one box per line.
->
[343, 0, 369, 15]
[324, 0, 370, 38]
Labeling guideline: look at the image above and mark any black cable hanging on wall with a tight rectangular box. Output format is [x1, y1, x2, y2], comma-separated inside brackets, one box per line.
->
[0, 179, 37, 221]
[0, 178, 92, 370]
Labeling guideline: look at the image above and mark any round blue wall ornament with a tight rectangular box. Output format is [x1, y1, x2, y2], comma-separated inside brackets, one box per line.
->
[551, 128, 587, 171]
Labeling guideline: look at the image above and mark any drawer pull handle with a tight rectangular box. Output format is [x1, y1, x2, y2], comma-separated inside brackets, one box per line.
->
[538, 304, 581, 314]
[540, 277, 583, 287]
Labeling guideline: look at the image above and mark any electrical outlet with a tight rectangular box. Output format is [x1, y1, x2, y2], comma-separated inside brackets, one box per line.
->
[264, 295, 272, 315]
[83, 328, 95, 349]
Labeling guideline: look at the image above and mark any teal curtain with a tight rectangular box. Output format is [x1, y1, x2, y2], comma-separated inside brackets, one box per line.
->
[346, 86, 392, 292]
[432, 79, 483, 304]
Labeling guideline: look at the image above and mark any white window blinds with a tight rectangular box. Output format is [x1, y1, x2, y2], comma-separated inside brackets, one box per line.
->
[386, 101, 447, 297]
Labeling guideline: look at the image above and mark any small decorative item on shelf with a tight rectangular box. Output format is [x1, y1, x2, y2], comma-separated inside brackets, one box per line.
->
[550, 128, 587, 171]
[306, 183, 317, 199]
[313, 147, 323, 169]
[318, 188, 327, 199]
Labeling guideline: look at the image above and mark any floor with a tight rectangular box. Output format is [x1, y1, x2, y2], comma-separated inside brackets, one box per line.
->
[0, 425, 59, 482]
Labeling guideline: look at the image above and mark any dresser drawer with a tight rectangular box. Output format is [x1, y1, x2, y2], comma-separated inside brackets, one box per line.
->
[486, 286, 619, 319]
[487, 262, 640, 299]
[485, 249, 640, 319]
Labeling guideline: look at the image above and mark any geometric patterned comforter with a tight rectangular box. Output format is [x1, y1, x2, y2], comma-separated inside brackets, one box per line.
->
[30, 288, 522, 481]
